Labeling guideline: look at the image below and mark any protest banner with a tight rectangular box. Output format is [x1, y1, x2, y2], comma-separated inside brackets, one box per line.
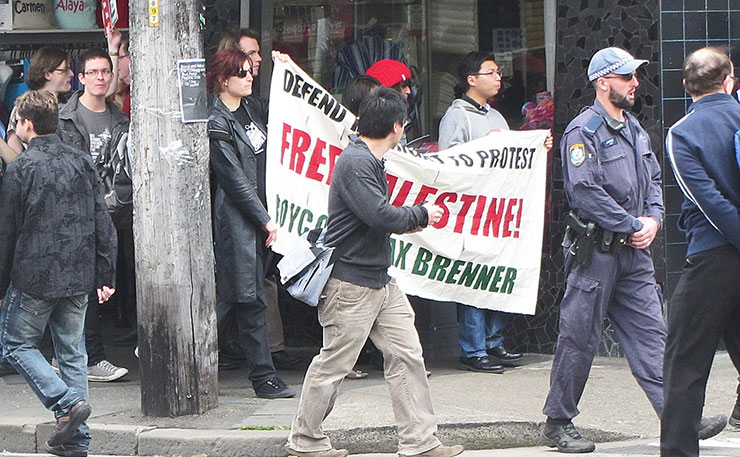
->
[266, 57, 548, 314]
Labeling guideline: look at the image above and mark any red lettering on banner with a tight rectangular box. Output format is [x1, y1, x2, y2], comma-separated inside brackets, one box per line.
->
[470, 195, 487, 235]
[279, 122, 344, 185]
[503, 199, 518, 238]
[306, 139, 327, 181]
[290, 128, 311, 173]
[392, 180, 414, 206]
[514, 199, 523, 238]
[281, 123, 292, 164]
[327, 145, 342, 184]
[483, 198, 507, 237]
[454, 194, 476, 233]
[433, 192, 457, 228]
[413, 185, 439, 205]
[386, 173, 399, 195]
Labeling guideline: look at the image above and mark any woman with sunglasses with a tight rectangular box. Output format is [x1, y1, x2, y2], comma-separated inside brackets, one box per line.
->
[205, 49, 295, 399]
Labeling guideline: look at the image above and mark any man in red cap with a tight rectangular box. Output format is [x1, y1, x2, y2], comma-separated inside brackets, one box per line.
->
[365, 59, 413, 99]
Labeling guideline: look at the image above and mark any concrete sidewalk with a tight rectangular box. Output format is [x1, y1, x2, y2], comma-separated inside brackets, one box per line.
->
[0, 343, 737, 457]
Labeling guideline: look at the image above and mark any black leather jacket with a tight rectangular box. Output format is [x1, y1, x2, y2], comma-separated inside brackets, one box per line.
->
[208, 96, 269, 303]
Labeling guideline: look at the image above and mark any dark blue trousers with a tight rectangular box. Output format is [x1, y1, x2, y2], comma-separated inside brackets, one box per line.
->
[543, 244, 666, 420]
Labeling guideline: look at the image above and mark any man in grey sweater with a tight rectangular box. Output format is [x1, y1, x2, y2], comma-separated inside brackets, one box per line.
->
[287, 88, 462, 457]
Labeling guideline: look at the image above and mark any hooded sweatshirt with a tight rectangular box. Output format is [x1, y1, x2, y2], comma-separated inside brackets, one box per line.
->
[438, 96, 509, 149]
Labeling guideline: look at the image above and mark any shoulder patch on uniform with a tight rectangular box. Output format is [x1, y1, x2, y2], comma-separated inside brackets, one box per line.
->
[569, 143, 586, 167]
[582, 115, 603, 136]
[602, 137, 618, 148]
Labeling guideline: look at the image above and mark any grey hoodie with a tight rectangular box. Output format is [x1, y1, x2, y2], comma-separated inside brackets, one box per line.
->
[438, 97, 509, 150]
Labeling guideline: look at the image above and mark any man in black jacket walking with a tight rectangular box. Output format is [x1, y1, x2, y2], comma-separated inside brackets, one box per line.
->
[0, 90, 117, 457]
[287, 88, 462, 457]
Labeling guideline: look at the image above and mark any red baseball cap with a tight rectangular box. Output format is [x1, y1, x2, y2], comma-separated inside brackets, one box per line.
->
[365, 59, 412, 88]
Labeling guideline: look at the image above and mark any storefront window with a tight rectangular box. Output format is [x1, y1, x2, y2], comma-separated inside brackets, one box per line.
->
[267, 0, 429, 139]
[260, 0, 554, 139]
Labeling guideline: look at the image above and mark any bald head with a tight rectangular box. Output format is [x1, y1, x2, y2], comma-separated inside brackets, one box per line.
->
[683, 47, 733, 97]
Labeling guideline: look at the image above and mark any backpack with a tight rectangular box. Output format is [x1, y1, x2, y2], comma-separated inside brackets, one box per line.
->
[97, 132, 133, 229]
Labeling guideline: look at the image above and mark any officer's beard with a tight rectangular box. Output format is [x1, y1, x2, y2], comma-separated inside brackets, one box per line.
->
[609, 90, 635, 110]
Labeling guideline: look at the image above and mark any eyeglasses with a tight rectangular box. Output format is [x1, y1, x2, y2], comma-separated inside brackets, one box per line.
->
[83, 69, 113, 77]
[398, 80, 414, 89]
[234, 67, 253, 78]
[471, 70, 501, 77]
[52, 67, 71, 74]
[602, 72, 637, 81]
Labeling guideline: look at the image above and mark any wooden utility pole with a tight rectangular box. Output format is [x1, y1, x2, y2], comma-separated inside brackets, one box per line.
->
[129, 0, 218, 416]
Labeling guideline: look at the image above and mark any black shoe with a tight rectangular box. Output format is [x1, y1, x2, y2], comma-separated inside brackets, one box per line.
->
[459, 356, 504, 373]
[698, 414, 727, 440]
[218, 359, 239, 371]
[112, 328, 138, 346]
[542, 420, 595, 453]
[271, 350, 302, 370]
[731, 389, 740, 428]
[487, 345, 523, 366]
[0, 361, 16, 376]
[254, 377, 296, 399]
[44, 442, 88, 457]
[47, 400, 92, 447]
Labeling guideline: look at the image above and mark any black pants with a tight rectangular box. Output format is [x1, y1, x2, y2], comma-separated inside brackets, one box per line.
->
[661, 245, 740, 457]
[216, 247, 276, 386]
[85, 292, 106, 366]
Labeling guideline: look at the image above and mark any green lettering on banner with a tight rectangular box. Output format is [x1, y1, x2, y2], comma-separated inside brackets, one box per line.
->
[457, 262, 481, 287]
[473, 265, 494, 290]
[288, 203, 301, 232]
[489, 266, 506, 292]
[297, 209, 313, 235]
[428, 255, 451, 281]
[389, 238, 397, 264]
[502, 268, 517, 294]
[412, 248, 433, 275]
[314, 215, 328, 230]
[395, 240, 413, 269]
[278, 198, 288, 226]
[445, 260, 465, 284]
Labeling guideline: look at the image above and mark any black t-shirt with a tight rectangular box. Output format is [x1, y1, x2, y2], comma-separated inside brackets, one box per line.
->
[232, 104, 267, 207]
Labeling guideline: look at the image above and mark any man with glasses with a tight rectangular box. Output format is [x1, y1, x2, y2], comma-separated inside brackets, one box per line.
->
[437, 51, 525, 375]
[662, 47, 740, 457]
[57, 48, 130, 383]
[542, 47, 725, 453]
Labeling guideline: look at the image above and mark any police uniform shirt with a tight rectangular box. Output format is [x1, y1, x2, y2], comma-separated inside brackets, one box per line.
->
[560, 99, 663, 235]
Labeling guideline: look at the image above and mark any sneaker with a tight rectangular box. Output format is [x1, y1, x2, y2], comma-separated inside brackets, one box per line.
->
[51, 357, 60, 374]
[47, 400, 91, 447]
[542, 420, 596, 453]
[698, 414, 727, 440]
[254, 377, 296, 399]
[87, 360, 128, 382]
[399, 444, 465, 457]
[44, 442, 88, 457]
[285, 447, 349, 457]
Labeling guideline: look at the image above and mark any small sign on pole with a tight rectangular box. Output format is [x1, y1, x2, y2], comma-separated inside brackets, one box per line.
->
[176, 59, 208, 123]
[149, 0, 160, 27]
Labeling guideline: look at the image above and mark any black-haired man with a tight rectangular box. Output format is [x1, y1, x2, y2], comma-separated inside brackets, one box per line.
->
[287, 88, 462, 457]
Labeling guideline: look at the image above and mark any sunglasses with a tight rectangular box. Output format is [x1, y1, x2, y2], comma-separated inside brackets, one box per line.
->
[601, 71, 637, 81]
[234, 67, 253, 78]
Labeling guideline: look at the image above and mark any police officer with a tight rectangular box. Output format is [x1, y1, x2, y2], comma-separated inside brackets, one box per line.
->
[541, 47, 727, 454]
[538, 47, 654, 452]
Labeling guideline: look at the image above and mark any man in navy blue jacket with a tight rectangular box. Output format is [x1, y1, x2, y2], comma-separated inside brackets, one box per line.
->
[662, 47, 740, 457]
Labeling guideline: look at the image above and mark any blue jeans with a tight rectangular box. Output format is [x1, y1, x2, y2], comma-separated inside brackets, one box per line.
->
[458, 303, 511, 358]
[0, 284, 91, 451]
